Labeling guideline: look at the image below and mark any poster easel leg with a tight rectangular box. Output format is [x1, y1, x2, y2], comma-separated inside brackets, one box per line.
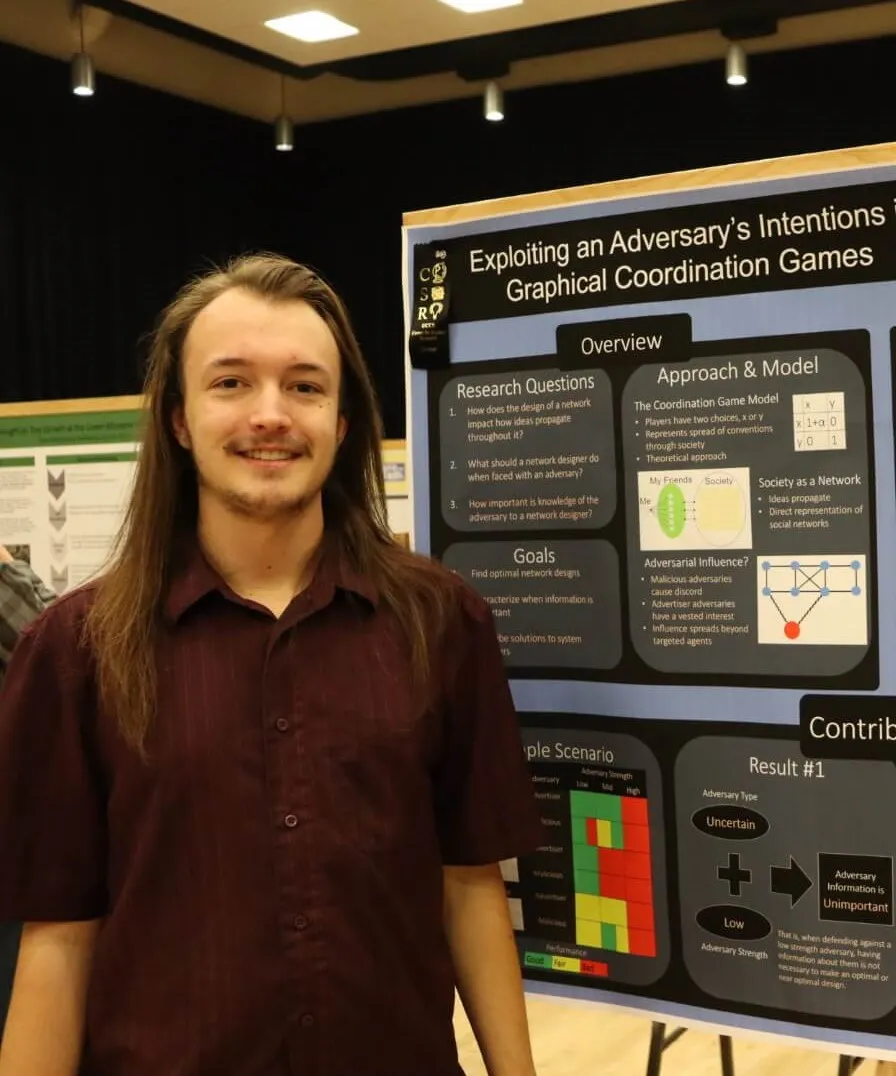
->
[645, 1022, 687, 1076]
[837, 1058, 866, 1075]
[646, 1025, 739, 1076]
[719, 1035, 734, 1076]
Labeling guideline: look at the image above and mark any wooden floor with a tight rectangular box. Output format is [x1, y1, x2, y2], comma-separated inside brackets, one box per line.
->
[454, 994, 896, 1075]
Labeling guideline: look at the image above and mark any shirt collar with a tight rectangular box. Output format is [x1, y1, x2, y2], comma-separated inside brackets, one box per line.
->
[163, 533, 378, 625]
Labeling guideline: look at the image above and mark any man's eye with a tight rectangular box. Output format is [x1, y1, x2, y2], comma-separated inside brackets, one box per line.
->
[293, 383, 321, 394]
[213, 378, 243, 389]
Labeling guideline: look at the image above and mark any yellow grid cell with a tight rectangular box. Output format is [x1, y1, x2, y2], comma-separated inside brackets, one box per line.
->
[616, 926, 630, 954]
[597, 819, 613, 847]
[577, 920, 603, 948]
[601, 897, 628, 928]
[575, 893, 602, 922]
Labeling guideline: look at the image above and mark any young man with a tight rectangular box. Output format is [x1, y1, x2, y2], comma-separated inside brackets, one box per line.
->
[0, 256, 544, 1076]
[0, 545, 55, 1030]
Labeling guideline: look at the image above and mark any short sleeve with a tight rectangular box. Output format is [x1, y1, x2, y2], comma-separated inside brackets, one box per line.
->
[0, 597, 107, 921]
[434, 586, 544, 866]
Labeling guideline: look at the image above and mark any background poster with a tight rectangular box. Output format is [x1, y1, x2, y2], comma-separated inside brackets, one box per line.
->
[0, 397, 142, 593]
[402, 144, 896, 1058]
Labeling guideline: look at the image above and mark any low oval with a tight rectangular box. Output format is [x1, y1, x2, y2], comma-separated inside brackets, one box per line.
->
[697, 905, 771, 941]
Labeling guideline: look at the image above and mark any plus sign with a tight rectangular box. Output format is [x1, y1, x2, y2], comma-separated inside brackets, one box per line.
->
[717, 853, 752, 896]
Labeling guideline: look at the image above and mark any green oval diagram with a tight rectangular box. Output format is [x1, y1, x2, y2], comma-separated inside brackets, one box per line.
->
[657, 483, 686, 538]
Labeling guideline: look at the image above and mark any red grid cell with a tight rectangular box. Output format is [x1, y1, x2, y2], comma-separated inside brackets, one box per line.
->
[586, 817, 598, 846]
[621, 797, 649, 827]
[581, 961, 609, 977]
[624, 823, 651, 854]
[599, 873, 627, 901]
[626, 852, 652, 880]
[627, 901, 655, 932]
[629, 930, 657, 958]
[626, 877, 653, 905]
[596, 847, 627, 879]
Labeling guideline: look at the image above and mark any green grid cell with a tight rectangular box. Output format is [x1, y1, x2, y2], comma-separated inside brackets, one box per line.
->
[595, 794, 622, 822]
[573, 842, 597, 873]
[602, 923, 617, 950]
[575, 869, 600, 896]
[570, 791, 602, 818]
[570, 791, 623, 821]
[611, 821, 625, 849]
[571, 816, 589, 845]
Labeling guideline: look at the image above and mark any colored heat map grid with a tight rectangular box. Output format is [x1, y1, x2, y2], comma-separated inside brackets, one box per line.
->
[572, 790, 656, 958]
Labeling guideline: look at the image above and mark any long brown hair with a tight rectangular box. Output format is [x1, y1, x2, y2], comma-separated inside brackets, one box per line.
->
[85, 253, 454, 751]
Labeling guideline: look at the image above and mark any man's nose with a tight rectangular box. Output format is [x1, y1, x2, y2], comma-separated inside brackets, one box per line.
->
[249, 387, 293, 431]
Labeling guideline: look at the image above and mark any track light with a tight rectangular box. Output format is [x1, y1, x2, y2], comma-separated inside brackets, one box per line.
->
[726, 42, 748, 86]
[72, 6, 95, 96]
[72, 52, 95, 96]
[274, 114, 294, 152]
[274, 75, 294, 151]
[484, 80, 504, 122]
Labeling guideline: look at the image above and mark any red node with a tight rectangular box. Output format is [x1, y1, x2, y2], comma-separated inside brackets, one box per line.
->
[784, 621, 801, 640]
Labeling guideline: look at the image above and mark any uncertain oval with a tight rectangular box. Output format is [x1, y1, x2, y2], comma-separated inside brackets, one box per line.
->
[657, 483, 686, 539]
[691, 804, 769, 841]
[697, 905, 771, 941]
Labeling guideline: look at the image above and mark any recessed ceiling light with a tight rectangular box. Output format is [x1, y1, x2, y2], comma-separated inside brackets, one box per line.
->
[438, 0, 523, 12]
[264, 10, 359, 43]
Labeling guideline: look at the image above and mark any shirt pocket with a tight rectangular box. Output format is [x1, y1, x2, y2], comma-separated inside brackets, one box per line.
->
[310, 694, 436, 854]
[290, 618, 441, 853]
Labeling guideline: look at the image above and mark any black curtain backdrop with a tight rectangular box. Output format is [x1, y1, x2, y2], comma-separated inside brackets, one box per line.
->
[0, 32, 894, 435]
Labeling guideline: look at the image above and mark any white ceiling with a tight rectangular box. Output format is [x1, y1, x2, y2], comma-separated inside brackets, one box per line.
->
[1, 0, 895, 125]
[130, 0, 684, 65]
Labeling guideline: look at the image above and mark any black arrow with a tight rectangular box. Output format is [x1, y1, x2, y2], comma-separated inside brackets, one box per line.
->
[770, 856, 812, 907]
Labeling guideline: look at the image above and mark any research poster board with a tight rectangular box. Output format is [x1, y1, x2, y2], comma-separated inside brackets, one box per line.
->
[0, 396, 410, 591]
[0, 396, 143, 592]
[402, 143, 896, 1058]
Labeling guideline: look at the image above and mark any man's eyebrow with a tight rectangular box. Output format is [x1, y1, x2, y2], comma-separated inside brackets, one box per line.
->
[205, 357, 331, 377]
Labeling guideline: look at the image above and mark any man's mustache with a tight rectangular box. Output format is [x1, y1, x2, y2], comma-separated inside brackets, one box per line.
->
[226, 439, 310, 455]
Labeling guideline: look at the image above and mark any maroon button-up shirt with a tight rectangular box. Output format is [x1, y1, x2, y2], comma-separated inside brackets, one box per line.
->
[0, 542, 543, 1076]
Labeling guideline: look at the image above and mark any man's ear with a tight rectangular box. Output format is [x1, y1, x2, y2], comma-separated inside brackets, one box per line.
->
[337, 414, 348, 447]
[171, 404, 192, 450]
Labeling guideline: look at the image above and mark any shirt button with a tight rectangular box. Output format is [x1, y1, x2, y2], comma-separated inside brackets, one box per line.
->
[294, 914, 309, 931]
[300, 1013, 315, 1028]
[285, 814, 298, 828]
[275, 718, 289, 732]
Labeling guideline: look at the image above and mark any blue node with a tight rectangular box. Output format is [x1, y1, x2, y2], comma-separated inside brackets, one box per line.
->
[851, 560, 861, 571]
[790, 561, 800, 570]
[820, 587, 830, 597]
[761, 561, 771, 571]
[820, 560, 830, 571]
[852, 586, 862, 596]
[762, 587, 771, 596]
[791, 587, 801, 597]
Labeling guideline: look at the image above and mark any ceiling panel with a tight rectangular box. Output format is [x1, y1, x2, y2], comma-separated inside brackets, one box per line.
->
[126, 0, 689, 65]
